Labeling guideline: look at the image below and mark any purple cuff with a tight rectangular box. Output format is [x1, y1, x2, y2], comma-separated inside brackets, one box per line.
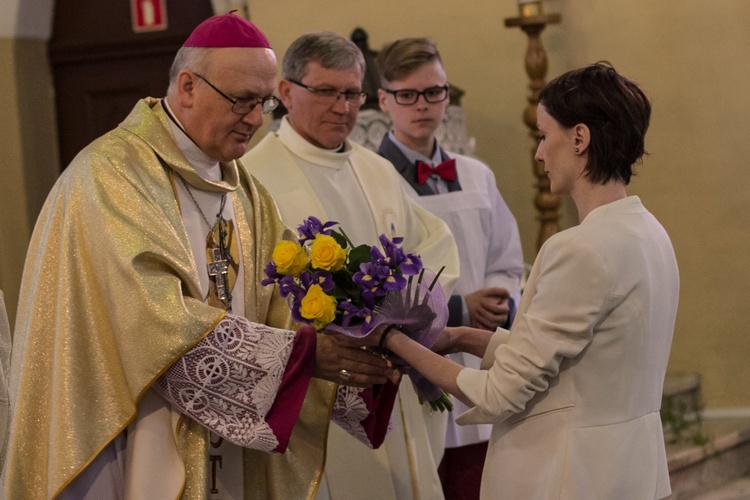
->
[267, 325, 317, 452]
[359, 380, 399, 448]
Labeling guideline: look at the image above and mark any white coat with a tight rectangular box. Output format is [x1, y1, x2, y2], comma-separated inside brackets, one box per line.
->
[457, 196, 678, 499]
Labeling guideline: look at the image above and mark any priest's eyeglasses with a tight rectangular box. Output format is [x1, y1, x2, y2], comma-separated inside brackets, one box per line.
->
[194, 73, 280, 115]
[287, 79, 367, 106]
[384, 85, 450, 105]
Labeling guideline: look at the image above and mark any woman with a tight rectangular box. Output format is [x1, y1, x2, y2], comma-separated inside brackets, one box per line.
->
[352, 62, 679, 499]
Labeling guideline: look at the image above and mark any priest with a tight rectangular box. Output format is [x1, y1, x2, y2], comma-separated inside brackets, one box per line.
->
[2, 14, 398, 499]
[242, 32, 460, 500]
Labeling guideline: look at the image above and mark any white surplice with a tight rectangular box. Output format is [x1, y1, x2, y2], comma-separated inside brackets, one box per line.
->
[242, 116, 460, 500]
[381, 133, 525, 449]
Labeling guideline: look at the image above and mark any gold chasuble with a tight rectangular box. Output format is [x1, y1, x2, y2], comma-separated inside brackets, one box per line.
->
[3, 98, 334, 499]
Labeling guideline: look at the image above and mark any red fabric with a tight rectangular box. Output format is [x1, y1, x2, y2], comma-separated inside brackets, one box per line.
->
[183, 12, 271, 49]
[357, 381, 400, 448]
[266, 325, 316, 452]
[438, 441, 488, 500]
[416, 159, 457, 185]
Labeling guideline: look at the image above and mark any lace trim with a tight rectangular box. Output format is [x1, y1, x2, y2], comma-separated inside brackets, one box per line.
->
[331, 385, 372, 447]
[154, 315, 295, 450]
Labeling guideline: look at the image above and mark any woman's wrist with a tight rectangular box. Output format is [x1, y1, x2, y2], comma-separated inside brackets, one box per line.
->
[379, 324, 398, 350]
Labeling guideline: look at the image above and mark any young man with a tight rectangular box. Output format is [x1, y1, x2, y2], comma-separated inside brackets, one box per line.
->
[377, 38, 525, 499]
[2, 15, 397, 499]
[243, 32, 460, 500]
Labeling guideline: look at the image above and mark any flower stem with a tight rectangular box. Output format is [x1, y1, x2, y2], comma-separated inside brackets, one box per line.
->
[338, 227, 356, 249]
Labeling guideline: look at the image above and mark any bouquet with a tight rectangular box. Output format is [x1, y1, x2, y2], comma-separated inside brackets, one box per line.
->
[262, 216, 452, 411]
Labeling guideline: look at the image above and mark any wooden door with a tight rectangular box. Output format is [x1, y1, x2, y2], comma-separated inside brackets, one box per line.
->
[49, 0, 214, 169]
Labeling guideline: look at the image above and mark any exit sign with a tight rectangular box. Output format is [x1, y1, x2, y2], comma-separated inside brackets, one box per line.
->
[131, 0, 168, 32]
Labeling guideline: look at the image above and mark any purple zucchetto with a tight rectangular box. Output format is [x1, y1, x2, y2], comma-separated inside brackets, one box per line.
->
[182, 12, 271, 49]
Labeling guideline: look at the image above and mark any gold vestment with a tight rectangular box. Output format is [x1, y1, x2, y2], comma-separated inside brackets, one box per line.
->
[3, 99, 334, 499]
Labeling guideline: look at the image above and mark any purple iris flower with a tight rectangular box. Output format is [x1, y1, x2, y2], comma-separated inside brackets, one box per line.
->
[261, 262, 281, 286]
[370, 262, 393, 282]
[312, 270, 335, 293]
[277, 274, 301, 298]
[338, 300, 371, 327]
[400, 253, 423, 276]
[382, 273, 407, 291]
[369, 245, 386, 264]
[297, 216, 339, 244]
[298, 271, 314, 290]
[359, 289, 378, 310]
[353, 262, 380, 289]
[290, 296, 306, 324]
[354, 261, 393, 292]
[361, 311, 378, 332]
[378, 234, 407, 267]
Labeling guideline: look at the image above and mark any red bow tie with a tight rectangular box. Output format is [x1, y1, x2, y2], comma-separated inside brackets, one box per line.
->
[416, 159, 457, 185]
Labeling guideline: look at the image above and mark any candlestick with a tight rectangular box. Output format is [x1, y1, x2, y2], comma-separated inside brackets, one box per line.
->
[505, 11, 561, 253]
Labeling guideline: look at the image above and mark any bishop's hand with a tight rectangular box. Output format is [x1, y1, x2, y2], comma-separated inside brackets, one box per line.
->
[314, 331, 400, 387]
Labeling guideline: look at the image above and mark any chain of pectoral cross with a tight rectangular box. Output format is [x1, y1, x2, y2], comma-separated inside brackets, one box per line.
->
[179, 176, 233, 313]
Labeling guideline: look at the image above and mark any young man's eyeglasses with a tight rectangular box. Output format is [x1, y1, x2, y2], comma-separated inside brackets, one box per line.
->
[287, 79, 367, 106]
[194, 73, 280, 115]
[384, 85, 450, 106]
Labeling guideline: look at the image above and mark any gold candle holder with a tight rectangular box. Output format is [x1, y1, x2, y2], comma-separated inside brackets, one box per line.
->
[505, 10, 562, 253]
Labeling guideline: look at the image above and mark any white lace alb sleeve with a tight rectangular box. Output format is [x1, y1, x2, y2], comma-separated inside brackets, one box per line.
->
[331, 385, 385, 448]
[154, 314, 296, 451]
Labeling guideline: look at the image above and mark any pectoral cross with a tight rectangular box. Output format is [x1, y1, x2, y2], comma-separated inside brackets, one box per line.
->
[208, 247, 229, 302]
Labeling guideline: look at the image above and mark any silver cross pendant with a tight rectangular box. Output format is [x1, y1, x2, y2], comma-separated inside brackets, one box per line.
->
[207, 247, 229, 302]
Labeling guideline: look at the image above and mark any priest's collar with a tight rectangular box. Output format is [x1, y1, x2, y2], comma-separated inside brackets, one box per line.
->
[161, 98, 239, 191]
[277, 115, 353, 169]
[387, 130, 441, 166]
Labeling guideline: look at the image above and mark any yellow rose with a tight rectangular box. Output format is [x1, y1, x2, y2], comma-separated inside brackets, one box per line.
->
[300, 284, 337, 330]
[272, 240, 309, 276]
[310, 234, 347, 271]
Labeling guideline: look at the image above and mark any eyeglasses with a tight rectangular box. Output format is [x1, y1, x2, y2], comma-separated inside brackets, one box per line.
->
[194, 73, 280, 115]
[287, 79, 367, 106]
[384, 85, 450, 105]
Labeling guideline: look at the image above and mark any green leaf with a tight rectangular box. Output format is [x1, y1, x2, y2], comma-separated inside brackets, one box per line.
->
[330, 229, 348, 249]
[418, 391, 454, 413]
[347, 245, 371, 271]
[427, 266, 445, 292]
[331, 270, 359, 300]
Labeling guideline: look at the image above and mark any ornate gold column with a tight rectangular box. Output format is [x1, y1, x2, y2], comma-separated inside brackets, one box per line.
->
[505, 3, 561, 252]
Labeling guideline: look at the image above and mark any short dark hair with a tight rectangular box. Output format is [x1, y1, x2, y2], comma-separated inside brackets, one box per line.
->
[539, 62, 651, 185]
[376, 38, 442, 86]
[282, 32, 365, 82]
